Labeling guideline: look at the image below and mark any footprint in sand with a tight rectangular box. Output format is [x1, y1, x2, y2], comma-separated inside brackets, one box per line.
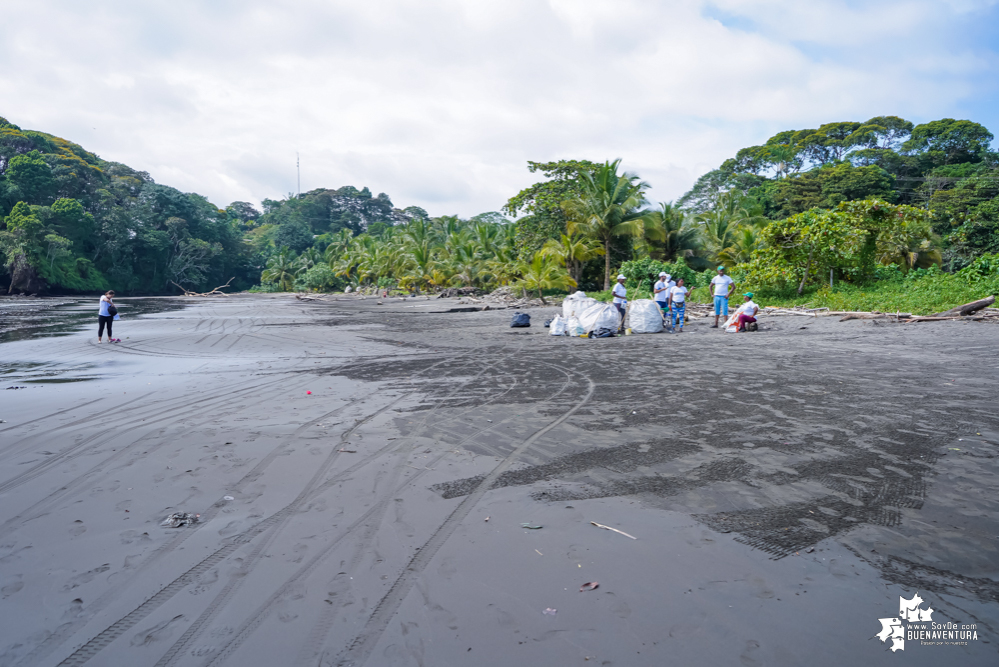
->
[69, 520, 86, 537]
[1, 575, 23, 598]
[740, 639, 762, 666]
[61, 563, 110, 591]
[131, 614, 186, 646]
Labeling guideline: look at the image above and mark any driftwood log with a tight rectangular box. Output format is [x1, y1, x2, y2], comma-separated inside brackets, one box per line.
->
[170, 277, 234, 296]
[933, 295, 996, 318]
[839, 312, 911, 322]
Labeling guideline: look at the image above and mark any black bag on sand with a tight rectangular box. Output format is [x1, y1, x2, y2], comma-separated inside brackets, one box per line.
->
[107, 304, 118, 316]
[510, 312, 531, 328]
[589, 327, 616, 338]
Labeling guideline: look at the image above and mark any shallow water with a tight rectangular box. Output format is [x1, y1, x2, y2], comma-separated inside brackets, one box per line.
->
[0, 296, 185, 344]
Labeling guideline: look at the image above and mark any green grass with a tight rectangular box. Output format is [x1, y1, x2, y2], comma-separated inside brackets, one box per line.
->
[700, 275, 998, 316]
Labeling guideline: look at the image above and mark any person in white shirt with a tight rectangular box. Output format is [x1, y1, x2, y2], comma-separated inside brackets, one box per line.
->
[652, 272, 672, 318]
[666, 278, 688, 333]
[98, 290, 119, 343]
[709, 266, 735, 329]
[612, 274, 627, 330]
[735, 293, 759, 332]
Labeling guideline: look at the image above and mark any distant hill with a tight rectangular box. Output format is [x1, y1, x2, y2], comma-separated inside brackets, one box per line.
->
[0, 116, 421, 294]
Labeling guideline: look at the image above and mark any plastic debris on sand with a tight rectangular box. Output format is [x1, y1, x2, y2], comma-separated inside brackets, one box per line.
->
[161, 512, 200, 528]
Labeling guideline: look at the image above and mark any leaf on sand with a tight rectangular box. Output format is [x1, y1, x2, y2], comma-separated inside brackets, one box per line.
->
[579, 582, 599, 592]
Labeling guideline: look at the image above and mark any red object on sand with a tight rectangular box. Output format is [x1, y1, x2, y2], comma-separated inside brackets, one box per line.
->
[306, 391, 312, 395]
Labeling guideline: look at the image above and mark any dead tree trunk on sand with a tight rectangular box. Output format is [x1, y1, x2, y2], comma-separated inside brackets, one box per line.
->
[933, 296, 995, 318]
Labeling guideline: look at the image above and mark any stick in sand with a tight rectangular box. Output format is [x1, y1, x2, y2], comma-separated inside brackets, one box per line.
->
[591, 521, 637, 539]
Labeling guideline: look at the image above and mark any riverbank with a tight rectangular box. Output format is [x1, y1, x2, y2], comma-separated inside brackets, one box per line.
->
[1, 294, 997, 666]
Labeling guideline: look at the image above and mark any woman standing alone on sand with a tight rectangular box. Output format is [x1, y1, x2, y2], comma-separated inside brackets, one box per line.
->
[98, 290, 119, 343]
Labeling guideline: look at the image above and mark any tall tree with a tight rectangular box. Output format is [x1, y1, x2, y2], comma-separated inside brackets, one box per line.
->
[563, 159, 656, 290]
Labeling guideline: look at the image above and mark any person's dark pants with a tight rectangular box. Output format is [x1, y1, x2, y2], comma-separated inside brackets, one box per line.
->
[98, 315, 113, 339]
[614, 303, 626, 330]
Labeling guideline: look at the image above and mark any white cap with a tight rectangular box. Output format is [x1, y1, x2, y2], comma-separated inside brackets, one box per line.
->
[658, 272, 667, 277]
[664, 274, 671, 279]
[617, 274, 626, 280]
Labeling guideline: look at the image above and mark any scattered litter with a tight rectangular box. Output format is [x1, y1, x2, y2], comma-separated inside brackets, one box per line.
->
[5, 386, 27, 390]
[535, 549, 543, 556]
[338, 449, 357, 453]
[161, 512, 200, 528]
[223, 496, 234, 501]
[949, 448, 961, 451]
[0, 420, 5, 423]
[591, 521, 636, 539]
[484, 517, 490, 522]
[579, 582, 599, 592]
[306, 391, 312, 395]
[510, 311, 531, 328]
[542, 608, 557, 616]
[806, 547, 815, 553]
[521, 523, 543, 530]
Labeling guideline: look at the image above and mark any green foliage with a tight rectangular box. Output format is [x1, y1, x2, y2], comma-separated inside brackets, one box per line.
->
[754, 162, 896, 219]
[902, 119, 994, 166]
[748, 266, 998, 316]
[617, 257, 701, 295]
[515, 252, 576, 302]
[295, 263, 344, 292]
[503, 159, 600, 257]
[745, 199, 935, 293]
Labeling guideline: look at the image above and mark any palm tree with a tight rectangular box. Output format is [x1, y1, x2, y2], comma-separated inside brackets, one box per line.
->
[767, 144, 800, 179]
[324, 229, 353, 265]
[261, 247, 302, 291]
[646, 202, 702, 262]
[716, 226, 763, 267]
[540, 233, 604, 285]
[563, 159, 655, 290]
[516, 252, 576, 303]
[697, 192, 768, 265]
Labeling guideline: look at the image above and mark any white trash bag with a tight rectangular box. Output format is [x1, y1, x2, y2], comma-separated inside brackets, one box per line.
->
[563, 291, 597, 319]
[578, 302, 622, 333]
[566, 315, 586, 337]
[627, 299, 663, 333]
[549, 314, 567, 336]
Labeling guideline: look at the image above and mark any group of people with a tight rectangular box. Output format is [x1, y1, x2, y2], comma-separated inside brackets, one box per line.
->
[613, 266, 760, 333]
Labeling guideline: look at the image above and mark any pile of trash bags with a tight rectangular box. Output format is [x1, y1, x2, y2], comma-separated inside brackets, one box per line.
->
[549, 292, 623, 337]
[562, 291, 597, 319]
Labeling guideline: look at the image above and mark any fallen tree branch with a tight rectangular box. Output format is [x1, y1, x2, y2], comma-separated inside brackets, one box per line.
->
[933, 295, 995, 318]
[839, 312, 911, 322]
[170, 277, 234, 296]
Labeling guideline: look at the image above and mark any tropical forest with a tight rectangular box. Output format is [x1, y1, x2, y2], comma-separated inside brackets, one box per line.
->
[1, 114, 998, 314]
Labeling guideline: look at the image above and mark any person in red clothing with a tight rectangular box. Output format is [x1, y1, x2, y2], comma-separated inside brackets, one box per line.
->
[735, 293, 759, 332]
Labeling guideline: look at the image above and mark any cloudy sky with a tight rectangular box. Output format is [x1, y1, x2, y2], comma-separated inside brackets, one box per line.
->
[2, 0, 998, 216]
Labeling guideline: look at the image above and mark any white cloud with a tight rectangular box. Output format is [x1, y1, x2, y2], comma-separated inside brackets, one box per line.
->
[0, 0, 996, 216]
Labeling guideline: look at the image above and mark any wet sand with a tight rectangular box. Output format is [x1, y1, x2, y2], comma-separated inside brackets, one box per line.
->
[1, 293, 997, 666]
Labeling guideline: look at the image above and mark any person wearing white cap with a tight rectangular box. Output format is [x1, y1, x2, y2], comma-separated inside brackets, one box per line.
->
[653, 272, 673, 321]
[612, 274, 627, 330]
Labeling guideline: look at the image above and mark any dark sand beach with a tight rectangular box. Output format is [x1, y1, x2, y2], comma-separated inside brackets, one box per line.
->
[1, 293, 997, 666]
